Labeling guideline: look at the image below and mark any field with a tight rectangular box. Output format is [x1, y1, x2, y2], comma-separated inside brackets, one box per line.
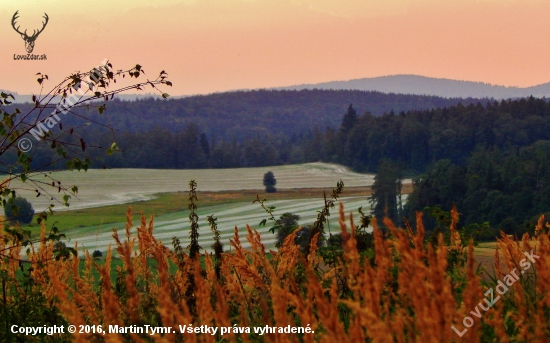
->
[7, 162, 414, 253]
[13, 160, 503, 283]
[8, 162, 387, 211]
[64, 194, 374, 253]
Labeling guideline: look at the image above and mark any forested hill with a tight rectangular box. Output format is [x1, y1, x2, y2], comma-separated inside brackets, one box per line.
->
[14, 89, 481, 139]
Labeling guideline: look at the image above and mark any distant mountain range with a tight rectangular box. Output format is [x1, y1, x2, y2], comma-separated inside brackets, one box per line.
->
[2, 92, 171, 104]
[276, 75, 550, 100]
[5, 75, 550, 103]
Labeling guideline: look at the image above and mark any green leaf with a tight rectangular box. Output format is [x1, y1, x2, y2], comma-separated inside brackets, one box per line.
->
[162, 93, 170, 99]
[106, 142, 119, 156]
[56, 147, 67, 158]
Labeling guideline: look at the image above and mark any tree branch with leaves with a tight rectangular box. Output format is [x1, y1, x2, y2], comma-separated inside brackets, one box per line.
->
[0, 61, 171, 263]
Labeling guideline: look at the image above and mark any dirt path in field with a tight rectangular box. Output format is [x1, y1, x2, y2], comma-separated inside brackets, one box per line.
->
[196, 184, 412, 202]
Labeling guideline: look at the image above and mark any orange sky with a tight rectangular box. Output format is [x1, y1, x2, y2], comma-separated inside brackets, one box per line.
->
[2, 0, 550, 96]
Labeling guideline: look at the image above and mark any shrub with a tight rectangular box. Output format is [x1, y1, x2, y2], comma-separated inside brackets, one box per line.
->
[263, 171, 277, 193]
[4, 196, 34, 224]
[500, 216, 519, 236]
[275, 212, 300, 246]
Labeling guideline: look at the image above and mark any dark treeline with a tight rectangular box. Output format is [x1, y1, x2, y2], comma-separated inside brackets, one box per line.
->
[323, 98, 550, 173]
[5, 122, 306, 169]
[10, 95, 550, 172]
[11, 95, 550, 173]
[318, 97, 550, 237]
[96, 124, 304, 169]
[6, 88, 479, 170]
[9, 89, 480, 140]
[403, 143, 550, 238]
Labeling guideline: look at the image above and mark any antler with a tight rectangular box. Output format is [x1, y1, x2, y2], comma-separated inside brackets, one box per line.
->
[11, 11, 25, 36]
[30, 13, 49, 38]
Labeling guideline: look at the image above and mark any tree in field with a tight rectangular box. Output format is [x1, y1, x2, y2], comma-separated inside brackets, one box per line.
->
[370, 159, 402, 224]
[263, 171, 277, 193]
[4, 196, 34, 224]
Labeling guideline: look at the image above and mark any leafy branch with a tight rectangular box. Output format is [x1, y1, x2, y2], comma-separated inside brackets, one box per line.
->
[187, 180, 201, 259]
[254, 195, 281, 234]
[207, 214, 223, 279]
[0, 62, 172, 212]
[310, 179, 344, 239]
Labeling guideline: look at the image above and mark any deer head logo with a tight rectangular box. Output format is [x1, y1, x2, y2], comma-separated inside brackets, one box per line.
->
[12, 11, 49, 54]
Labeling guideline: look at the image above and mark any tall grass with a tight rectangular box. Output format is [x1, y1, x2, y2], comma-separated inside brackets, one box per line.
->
[0, 203, 548, 342]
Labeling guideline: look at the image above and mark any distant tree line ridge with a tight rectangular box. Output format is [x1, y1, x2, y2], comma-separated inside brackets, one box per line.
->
[322, 96, 550, 173]
[6, 88, 480, 139]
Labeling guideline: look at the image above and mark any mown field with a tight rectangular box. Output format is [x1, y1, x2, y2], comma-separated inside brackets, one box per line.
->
[66, 195, 373, 253]
[8, 162, 385, 211]
[35, 187, 392, 253]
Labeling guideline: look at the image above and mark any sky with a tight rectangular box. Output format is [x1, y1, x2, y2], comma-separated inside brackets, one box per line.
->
[1, 0, 550, 96]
